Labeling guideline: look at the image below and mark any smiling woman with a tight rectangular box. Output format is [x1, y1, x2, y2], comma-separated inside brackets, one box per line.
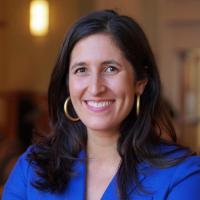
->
[3, 10, 200, 200]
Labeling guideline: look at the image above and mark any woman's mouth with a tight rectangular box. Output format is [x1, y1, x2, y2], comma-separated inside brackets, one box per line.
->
[84, 100, 114, 112]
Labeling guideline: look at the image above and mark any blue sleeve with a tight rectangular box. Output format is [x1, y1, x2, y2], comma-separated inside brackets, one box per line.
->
[167, 156, 200, 200]
[2, 152, 30, 200]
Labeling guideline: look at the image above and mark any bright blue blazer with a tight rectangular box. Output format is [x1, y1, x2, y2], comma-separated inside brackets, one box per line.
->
[3, 145, 200, 200]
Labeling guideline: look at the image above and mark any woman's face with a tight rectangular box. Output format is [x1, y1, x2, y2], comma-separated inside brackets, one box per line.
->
[69, 33, 144, 135]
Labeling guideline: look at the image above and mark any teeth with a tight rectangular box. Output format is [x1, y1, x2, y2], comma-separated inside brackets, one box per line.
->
[87, 101, 112, 108]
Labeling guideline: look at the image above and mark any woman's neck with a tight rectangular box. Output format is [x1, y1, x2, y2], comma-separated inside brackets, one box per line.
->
[85, 130, 121, 200]
[86, 129, 120, 162]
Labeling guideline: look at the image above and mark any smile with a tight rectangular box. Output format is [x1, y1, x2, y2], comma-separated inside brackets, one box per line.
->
[84, 100, 114, 111]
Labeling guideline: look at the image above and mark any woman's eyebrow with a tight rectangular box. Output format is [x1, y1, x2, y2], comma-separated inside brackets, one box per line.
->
[70, 62, 86, 70]
[102, 60, 122, 67]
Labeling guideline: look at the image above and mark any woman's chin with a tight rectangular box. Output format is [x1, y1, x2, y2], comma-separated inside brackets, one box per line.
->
[84, 122, 119, 135]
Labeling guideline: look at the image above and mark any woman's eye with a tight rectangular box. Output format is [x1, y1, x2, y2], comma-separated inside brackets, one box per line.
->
[105, 66, 118, 73]
[74, 67, 86, 74]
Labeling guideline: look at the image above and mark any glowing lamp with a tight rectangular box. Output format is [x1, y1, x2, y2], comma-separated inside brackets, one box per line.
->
[30, 0, 49, 36]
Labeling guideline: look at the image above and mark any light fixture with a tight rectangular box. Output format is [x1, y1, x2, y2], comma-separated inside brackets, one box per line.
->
[30, 0, 49, 36]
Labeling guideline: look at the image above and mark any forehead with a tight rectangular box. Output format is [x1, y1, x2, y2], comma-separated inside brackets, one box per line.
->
[70, 33, 127, 63]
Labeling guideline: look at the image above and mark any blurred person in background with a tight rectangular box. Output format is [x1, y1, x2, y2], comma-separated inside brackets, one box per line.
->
[3, 10, 200, 200]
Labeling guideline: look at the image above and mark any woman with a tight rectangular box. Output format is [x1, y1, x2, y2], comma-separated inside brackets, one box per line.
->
[3, 10, 200, 200]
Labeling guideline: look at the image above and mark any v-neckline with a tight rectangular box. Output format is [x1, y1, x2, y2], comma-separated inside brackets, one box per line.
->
[65, 151, 147, 200]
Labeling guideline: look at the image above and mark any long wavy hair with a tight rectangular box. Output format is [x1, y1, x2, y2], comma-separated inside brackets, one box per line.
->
[28, 10, 190, 199]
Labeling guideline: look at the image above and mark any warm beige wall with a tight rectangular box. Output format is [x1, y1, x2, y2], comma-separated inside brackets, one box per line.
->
[156, 0, 200, 151]
[94, 0, 141, 20]
[0, 0, 5, 87]
[157, 0, 200, 109]
[139, 0, 159, 54]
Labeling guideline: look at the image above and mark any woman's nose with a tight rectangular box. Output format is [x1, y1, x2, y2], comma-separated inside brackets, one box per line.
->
[88, 74, 106, 95]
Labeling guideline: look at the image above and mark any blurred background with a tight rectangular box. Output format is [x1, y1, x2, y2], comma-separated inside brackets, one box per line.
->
[0, 0, 200, 195]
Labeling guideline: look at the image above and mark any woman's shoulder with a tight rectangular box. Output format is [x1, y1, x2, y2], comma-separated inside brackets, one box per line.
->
[149, 143, 200, 177]
[134, 145, 200, 200]
[167, 153, 200, 185]
[139, 144, 200, 199]
[157, 154, 200, 199]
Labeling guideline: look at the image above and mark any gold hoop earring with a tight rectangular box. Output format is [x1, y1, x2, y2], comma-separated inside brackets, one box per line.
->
[64, 97, 79, 122]
[136, 95, 140, 116]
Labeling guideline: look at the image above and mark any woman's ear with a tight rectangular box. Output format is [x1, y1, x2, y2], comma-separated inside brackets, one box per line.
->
[135, 79, 148, 95]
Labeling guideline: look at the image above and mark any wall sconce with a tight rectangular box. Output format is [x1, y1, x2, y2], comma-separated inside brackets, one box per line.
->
[30, 0, 49, 36]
